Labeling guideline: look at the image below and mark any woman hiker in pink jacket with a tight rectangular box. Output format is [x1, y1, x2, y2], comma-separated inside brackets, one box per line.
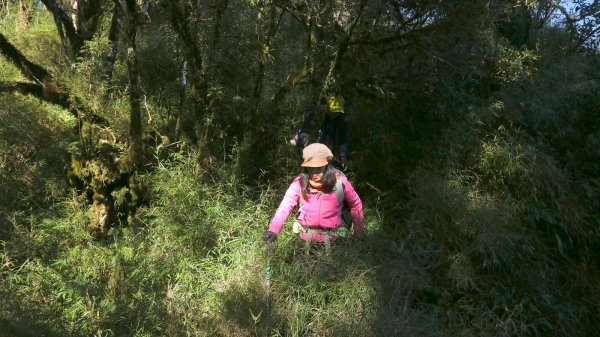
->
[262, 143, 365, 252]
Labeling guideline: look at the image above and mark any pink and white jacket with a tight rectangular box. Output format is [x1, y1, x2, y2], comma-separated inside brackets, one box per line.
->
[268, 172, 364, 242]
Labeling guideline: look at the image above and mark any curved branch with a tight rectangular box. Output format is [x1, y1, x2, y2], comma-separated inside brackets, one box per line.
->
[316, 0, 368, 99]
[0, 81, 45, 97]
[268, 56, 331, 109]
[0, 34, 107, 125]
[274, 0, 306, 27]
[549, 0, 577, 33]
[0, 34, 51, 83]
[0, 81, 107, 125]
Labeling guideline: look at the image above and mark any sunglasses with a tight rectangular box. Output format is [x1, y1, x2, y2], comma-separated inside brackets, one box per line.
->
[306, 166, 326, 174]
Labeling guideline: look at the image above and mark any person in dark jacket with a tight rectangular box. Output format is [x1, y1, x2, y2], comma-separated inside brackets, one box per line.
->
[291, 93, 349, 171]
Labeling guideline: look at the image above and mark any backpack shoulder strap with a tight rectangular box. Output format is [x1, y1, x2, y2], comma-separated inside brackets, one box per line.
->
[334, 170, 345, 207]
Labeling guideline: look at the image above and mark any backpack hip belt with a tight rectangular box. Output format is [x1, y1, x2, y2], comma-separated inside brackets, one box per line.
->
[293, 222, 348, 237]
[304, 227, 334, 255]
[298, 224, 349, 255]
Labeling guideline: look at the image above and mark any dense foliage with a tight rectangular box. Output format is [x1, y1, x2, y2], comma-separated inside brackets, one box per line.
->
[1, 1, 599, 336]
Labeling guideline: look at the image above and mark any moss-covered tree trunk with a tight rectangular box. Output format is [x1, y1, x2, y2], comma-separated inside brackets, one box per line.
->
[123, 0, 143, 170]
[0, 20, 140, 236]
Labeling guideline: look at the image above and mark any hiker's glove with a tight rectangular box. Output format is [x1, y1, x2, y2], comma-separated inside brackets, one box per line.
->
[263, 231, 278, 243]
[340, 161, 349, 172]
[297, 132, 310, 149]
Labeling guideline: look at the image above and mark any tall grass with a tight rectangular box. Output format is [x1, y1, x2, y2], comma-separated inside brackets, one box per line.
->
[0, 95, 74, 214]
[2, 111, 598, 336]
[368, 97, 600, 336]
[1, 151, 383, 336]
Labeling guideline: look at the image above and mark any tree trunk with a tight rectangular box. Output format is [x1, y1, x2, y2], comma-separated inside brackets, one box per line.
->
[103, 3, 122, 81]
[40, 0, 104, 57]
[40, 0, 80, 55]
[237, 1, 283, 178]
[312, 0, 368, 133]
[0, 32, 125, 236]
[211, 0, 229, 50]
[169, 0, 209, 146]
[123, 0, 143, 169]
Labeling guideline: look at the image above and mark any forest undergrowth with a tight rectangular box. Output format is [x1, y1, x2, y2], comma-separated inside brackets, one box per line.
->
[1, 1, 600, 337]
[1, 103, 599, 336]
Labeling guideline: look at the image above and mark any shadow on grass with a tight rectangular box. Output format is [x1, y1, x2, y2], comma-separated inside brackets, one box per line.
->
[0, 95, 73, 213]
[0, 288, 65, 337]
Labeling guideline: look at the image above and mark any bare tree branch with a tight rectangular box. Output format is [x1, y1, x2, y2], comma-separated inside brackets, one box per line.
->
[0, 33, 51, 83]
[0, 33, 107, 125]
[0, 81, 45, 98]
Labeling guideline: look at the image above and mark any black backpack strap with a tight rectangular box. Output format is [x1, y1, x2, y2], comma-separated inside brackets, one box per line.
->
[334, 170, 345, 207]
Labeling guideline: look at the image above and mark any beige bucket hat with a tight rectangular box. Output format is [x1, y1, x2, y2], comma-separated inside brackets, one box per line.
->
[301, 143, 333, 167]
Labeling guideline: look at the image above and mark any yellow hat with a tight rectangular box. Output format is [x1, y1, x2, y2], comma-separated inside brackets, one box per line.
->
[328, 95, 344, 113]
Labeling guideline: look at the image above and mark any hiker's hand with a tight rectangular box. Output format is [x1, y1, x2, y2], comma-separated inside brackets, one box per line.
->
[297, 132, 310, 148]
[263, 231, 278, 243]
[340, 162, 349, 172]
